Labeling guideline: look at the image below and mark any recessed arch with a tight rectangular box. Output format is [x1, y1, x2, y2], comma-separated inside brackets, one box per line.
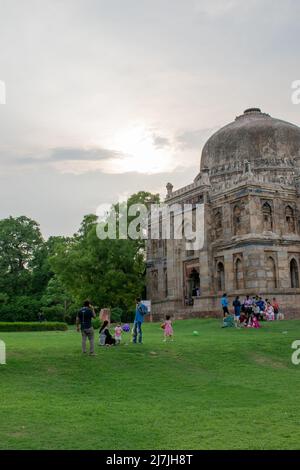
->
[234, 257, 244, 290]
[152, 270, 158, 293]
[266, 256, 277, 289]
[262, 202, 273, 231]
[286, 205, 296, 233]
[216, 261, 225, 292]
[164, 268, 168, 298]
[233, 205, 242, 235]
[290, 258, 299, 288]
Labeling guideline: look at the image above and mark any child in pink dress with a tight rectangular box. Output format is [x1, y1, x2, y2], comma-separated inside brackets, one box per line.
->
[264, 302, 275, 321]
[163, 315, 173, 342]
[114, 324, 122, 344]
[251, 315, 261, 328]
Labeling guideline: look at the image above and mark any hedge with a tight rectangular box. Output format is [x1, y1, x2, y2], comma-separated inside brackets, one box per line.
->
[0, 322, 68, 332]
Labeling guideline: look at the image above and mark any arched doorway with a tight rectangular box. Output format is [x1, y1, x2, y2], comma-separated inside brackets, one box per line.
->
[290, 259, 299, 288]
[184, 263, 200, 305]
[188, 268, 200, 297]
[235, 258, 244, 290]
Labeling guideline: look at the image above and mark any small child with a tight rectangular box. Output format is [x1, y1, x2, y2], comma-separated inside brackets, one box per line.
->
[251, 315, 260, 328]
[114, 323, 122, 345]
[265, 302, 275, 321]
[239, 312, 248, 327]
[162, 315, 173, 342]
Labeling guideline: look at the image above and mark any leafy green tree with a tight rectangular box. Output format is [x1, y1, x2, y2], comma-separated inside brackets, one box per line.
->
[0, 216, 43, 273]
[0, 216, 44, 298]
[0, 217, 70, 321]
[41, 276, 73, 322]
[50, 192, 159, 315]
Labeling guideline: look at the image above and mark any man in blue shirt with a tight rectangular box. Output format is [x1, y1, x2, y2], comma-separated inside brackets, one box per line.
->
[133, 298, 148, 344]
[221, 293, 229, 317]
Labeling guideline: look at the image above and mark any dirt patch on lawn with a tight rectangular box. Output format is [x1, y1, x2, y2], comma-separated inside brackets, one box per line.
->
[9, 427, 27, 439]
[250, 353, 287, 369]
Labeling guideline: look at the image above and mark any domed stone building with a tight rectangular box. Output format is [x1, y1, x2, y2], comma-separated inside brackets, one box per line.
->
[146, 108, 300, 318]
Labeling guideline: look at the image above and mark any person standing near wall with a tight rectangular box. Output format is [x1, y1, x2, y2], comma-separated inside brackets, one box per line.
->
[221, 293, 229, 317]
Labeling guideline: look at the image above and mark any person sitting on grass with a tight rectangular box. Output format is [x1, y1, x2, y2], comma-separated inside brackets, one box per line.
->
[252, 302, 261, 319]
[264, 301, 275, 321]
[246, 312, 260, 328]
[256, 296, 265, 313]
[239, 311, 248, 327]
[251, 314, 261, 328]
[99, 320, 116, 346]
[222, 312, 235, 328]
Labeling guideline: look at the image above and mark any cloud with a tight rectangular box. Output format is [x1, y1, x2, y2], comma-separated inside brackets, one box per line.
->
[49, 147, 122, 162]
[193, 0, 247, 17]
[1, 0, 300, 236]
[152, 134, 171, 149]
[176, 128, 217, 150]
[1, 146, 124, 168]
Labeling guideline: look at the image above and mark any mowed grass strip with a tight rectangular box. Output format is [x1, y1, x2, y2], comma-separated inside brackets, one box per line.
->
[1, 319, 300, 450]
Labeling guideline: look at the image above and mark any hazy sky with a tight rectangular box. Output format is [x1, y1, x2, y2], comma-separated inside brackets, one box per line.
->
[0, 0, 299, 237]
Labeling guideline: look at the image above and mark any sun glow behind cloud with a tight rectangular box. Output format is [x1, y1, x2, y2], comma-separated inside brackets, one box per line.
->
[53, 124, 174, 175]
[103, 124, 173, 174]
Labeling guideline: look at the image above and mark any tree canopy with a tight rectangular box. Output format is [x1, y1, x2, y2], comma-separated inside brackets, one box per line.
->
[0, 191, 159, 322]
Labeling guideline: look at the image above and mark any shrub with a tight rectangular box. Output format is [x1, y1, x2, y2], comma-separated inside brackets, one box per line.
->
[64, 302, 82, 325]
[0, 322, 68, 332]
[92, 318, 100, 329]
[122, 309, 136, 323]
[40, 305, 65, 322]
[111, 307, 123, 323]
[0, 296, 42, 322]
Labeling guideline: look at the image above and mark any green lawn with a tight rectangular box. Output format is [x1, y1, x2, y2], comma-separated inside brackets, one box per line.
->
[1, 319, 300, 450]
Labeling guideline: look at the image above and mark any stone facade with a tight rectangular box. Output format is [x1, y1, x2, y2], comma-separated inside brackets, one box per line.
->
[146, 108, 300, 320]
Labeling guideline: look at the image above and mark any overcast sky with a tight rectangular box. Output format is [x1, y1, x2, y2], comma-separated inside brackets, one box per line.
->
[0, 0, 299, 237]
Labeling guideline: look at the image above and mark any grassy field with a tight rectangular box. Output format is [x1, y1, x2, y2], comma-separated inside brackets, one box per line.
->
[1, 319, 300, 450]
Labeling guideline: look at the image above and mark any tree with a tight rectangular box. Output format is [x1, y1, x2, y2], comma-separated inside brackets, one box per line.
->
[0, 216, 58, 321]
[0, 216, 43, 273]
[41, 276, 73, 322]
[50, 192, 159, 315]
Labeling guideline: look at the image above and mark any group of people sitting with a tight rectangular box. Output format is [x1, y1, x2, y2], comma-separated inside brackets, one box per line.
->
[99, 320, 123, 346]
[221, 293, 284, 328]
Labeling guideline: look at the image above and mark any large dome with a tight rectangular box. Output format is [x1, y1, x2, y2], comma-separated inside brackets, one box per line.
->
[200, 108, 300, 173]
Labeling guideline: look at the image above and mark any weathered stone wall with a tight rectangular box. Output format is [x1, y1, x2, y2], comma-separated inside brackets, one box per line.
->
[146, 110, 300, 319]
